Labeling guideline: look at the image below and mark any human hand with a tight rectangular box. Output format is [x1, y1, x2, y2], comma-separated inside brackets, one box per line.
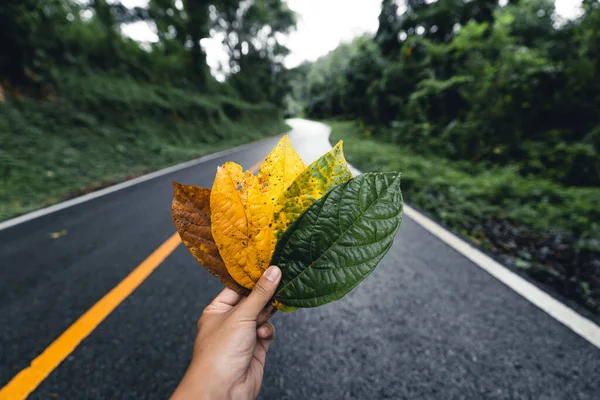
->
[171, 265, 282, 400]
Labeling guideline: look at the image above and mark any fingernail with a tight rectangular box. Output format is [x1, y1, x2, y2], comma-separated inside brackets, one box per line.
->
[264, 265, 281, 282]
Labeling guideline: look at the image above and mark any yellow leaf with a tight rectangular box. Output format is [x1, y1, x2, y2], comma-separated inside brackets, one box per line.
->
[211, 135, 305, 289]
[257, 135, 306, 196]
[172, 182, 248, 295]
[49, 230, 67, 239]
[272, 141, 352, 239]
[271, 299, 298, 312]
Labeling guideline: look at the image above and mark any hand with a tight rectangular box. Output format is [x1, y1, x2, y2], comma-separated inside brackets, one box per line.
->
[171, 265, 282, 400]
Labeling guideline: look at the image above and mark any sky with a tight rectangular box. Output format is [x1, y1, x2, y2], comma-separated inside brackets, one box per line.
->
[116, 0, 584, 74]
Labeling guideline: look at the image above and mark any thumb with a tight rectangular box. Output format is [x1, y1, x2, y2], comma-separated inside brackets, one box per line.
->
[237, 266, 281, 319]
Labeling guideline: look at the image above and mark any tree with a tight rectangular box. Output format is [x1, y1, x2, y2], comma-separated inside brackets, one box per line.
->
[375, 0, 400, 56]
[0, 0, 73, 85]
[399, 0, 502, 44]
[147, 0, 211, 85]
[214, 0, 296, 103]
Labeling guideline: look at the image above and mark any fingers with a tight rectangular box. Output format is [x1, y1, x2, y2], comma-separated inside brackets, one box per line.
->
[204, 288, 243, 313]
[237, 266, 281, 319]
[253, 323, 276, 369]
[214, 288, 244, 306]
[256, 304, 277, 326]
[257, 322, 275, 341]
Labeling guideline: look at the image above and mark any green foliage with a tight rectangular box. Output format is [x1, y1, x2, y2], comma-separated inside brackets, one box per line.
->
[328, 120, 600, 310]
[0, 0, 75, 83]
[295, 35, 384, 119]
[0, 0, 296, 102]
[375, 0, 400, 56]
[215, 0, 296, 105]
[272, 173, 403, 307]
[0, 0, 296, 220]
[293, 0, 600, 187]
[0, 71, 287, 221]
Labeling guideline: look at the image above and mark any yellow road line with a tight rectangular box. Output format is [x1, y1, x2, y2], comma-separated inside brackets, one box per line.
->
[0, 233, 182, 400]
[0, 160, 264, 400]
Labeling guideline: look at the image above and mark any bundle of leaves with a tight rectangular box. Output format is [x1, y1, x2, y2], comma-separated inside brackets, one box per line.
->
[172, 136, 403, 311]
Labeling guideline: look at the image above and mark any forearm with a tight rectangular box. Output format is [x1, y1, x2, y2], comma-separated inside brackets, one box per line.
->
[171, 365, 228, 400]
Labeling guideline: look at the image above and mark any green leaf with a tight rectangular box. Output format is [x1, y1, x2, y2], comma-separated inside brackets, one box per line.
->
[514, 258, 532, 270]
[272, 172, 403, 308]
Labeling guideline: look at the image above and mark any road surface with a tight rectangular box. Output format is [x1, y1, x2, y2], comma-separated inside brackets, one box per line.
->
[1, 119, 598, 399]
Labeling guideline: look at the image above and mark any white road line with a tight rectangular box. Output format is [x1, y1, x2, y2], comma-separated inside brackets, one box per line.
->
[404, 205, 600, 349]
[0, 136, 279, 232]
[299, 119, 600, 349]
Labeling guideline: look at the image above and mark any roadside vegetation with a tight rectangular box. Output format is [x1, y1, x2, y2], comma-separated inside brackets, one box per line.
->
[289, 0, 600, 311]
[329, 121, 599, 312]
[0, 72, 287, 220]
[0, 0, 295, 221]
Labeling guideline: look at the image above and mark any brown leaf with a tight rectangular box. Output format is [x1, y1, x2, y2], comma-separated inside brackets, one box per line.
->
[172, 181, 249, 296]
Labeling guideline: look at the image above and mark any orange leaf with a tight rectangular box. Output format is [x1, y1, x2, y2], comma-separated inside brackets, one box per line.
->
[210, 135, 305, 289]
[172, 181, 249, 296]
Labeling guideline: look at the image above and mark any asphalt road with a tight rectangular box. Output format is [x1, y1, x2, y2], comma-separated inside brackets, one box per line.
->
[1, 119, 599, 400]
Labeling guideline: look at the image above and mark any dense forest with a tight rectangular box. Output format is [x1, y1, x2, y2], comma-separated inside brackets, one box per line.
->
[293, 0, 600, 187]
[0, 0, 294, 220]
[289, 0, 600, 312]
[1, 0, 295, 102]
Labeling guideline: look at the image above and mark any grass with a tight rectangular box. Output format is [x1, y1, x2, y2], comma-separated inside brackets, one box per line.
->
[328, 120, 600, 312]
[0, 71, 288, 221]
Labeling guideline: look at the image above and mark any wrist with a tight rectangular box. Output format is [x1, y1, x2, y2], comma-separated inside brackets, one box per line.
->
[172, 364, 229, 400]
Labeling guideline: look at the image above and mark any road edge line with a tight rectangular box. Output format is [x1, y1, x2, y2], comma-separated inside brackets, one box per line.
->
[404, 205, 600, 349]
[0, 233, 182, 400]
[0, 135, 281, 232]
